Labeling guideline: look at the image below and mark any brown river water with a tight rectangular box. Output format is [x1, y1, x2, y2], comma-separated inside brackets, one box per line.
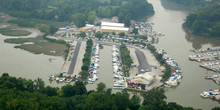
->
[147, 0, 220, 109]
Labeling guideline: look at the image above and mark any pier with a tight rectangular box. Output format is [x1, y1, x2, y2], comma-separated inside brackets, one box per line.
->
[189, 48, 220, 72]
[191, 46, 220, 53]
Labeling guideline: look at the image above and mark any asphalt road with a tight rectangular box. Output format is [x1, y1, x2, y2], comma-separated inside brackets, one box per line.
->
[67, 41, 82, 75]
[135, 49, 152, 73]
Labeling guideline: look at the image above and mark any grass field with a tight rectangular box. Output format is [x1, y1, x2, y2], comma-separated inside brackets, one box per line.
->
[5, 36, 68, 56]
[0, 28, 31, 36]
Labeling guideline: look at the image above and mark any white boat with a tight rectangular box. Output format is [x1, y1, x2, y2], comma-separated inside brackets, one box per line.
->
[200, 91, 209, 98]
[59, 78, 65, 82]
[64, 79, 72, 83]
[113, 86, 126, 89]
[114, 74, 122, 79]
[164, 84, 171, 88]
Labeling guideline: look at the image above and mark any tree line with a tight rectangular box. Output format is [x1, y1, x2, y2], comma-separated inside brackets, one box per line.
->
[2, 73, 220, 110]
[0, 0, 154, 27]
[79, 39, 93, 80]
[120, 44, 133, 77]
[164, 0, 207, 6]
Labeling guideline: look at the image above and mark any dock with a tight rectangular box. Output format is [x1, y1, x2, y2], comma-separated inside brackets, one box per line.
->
[191, 46, 220, 53]
[189, 52, 220, 62]
[199, 61, 220, 72]
[189, 50, 220, 73]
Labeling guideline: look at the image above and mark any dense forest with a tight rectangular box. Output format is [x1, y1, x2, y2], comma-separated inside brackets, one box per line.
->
[163, 0, 208, 6]
[2, 73, 220, 110]
[0, 0, 154, 27]
[184, 4, 220, 37]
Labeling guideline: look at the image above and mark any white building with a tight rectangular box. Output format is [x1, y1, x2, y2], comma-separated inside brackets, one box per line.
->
[132, 72, 156, 86]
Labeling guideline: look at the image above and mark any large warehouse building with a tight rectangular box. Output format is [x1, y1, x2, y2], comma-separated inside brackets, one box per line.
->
[100, 22, 129, 34]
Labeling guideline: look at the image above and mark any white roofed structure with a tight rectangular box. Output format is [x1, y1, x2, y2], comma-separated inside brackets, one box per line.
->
[101, 22, 124, 27]
[132, 72, 156, 86]
[101, 26, 129, 34]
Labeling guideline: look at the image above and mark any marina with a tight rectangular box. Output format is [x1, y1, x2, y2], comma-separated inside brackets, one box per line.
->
[1, 0, 220, 109]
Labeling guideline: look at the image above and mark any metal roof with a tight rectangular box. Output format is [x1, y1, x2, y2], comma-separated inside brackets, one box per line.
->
[101, 22, 124, 27]
[101, 26, 129, 31]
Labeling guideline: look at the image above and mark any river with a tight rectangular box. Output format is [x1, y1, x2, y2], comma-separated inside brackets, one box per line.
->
[147, 0, 220, 109]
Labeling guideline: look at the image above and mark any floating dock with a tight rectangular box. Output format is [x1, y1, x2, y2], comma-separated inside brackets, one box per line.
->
[199, 61, 220, 72]
[191, 46, 220, 53]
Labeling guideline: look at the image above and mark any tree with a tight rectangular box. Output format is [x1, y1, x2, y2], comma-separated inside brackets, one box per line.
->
[49, 25, 57, 35]
[132, 28, 138, 35]
[88, 11, 96, 24]
[2, 73, 9, 77]
[112, 92, 130, 110]
[96, 82, 106, 93]
[85, 92, 117, 110]
[212, 107, 220, 110]
[34, 78, 45, 91]
[79, 71, 88, 80]
[74, 81, 87, 95]
[41, 86, 58, 96]
[95, 31, 104, 40]
[78, 32, 86, 38]
[142, 88, 167, 106]
[119, 32, 125, 38]
[61, 84, 75, 97]
[72, 13, 86, 27]
[129, 95, 140, 110]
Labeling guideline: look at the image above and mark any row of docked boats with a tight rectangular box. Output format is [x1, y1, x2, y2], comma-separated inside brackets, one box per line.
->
[192, 47, 220, 53]
[189, 52, 220, 62]
[200, 61, 220, 72]
[164, 70, 182, 87]
[112, 45, 126, 89]
[87, 43, 100, 84]
[156, 48, 182, 87]
[205, 74, 220, 79]
[205, 74, 220, 85]
[189, 47, 220, 74]
[200, 89, 220, 101]
[157, 48, 179, 68]
[200, 61, 220, 67]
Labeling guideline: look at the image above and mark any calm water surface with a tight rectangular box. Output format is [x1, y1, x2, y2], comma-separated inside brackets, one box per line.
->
[147, 0, 220, 109]
[0, 24, 64, 88]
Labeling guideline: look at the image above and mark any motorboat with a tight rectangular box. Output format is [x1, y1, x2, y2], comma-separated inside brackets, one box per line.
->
[200, 91, 209, 98]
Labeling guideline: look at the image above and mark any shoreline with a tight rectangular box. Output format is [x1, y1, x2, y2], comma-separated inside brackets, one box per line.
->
[182, 24, 220, 39]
